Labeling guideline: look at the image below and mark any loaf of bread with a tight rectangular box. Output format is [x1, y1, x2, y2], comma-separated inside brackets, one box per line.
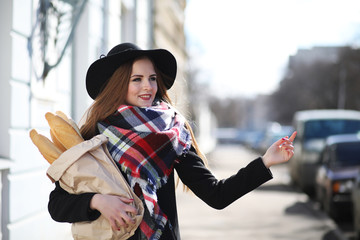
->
[29, 129, 62, 164]
[55, 111, 82, 137]
[54, 110, 69, 122]
[50, 129, 67, 152]
[45, 112, 83, 149]
[29, 111, 84, 164]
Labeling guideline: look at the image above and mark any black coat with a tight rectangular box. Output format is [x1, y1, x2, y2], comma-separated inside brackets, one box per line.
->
[48, 149, 272, 239]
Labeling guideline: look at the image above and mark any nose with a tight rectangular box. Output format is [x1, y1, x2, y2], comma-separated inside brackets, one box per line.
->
[142, 79, 152, 90]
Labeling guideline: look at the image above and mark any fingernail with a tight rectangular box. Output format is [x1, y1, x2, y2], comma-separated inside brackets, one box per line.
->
[282, 138, 286, 140]
[118, 228, 121, 231]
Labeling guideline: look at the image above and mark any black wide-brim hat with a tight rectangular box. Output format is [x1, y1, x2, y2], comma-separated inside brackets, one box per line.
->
[86, 42, 177, 99]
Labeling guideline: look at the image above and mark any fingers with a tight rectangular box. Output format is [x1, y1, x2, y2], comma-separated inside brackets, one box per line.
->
[110, 217, 126, 232]
[282, 144, 295, 155]
[91, 194, 137, 232]
[119, 196, 135, 204]
[118, 197, 138, 215]
[289, 131, 297, 142]
[278, 131, 297, 147]
[280, 139, 294, 152]
[110, 211, 136, 232]
[278, 133, 296, 157]
[271, 131, 297, 149]
[273, 137, 285, 147]
[111, 197, 137, 230]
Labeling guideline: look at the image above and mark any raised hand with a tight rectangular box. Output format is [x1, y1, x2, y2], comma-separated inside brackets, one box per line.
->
[262, 131, 297, 168]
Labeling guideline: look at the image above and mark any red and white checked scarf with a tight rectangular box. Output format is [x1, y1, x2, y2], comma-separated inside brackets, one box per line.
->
[98, 101, 192, 239]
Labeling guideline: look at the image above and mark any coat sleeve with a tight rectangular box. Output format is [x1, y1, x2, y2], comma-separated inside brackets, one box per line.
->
[175, 149, 273, 210]
[48, 181, 101, 223]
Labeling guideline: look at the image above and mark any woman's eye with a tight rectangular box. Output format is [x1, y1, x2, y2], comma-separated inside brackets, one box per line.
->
[150, 76, 157, 81]
[132, 78, 141, 82]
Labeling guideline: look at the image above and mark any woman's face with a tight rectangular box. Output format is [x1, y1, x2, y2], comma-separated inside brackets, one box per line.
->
[126, 57, 158, 107]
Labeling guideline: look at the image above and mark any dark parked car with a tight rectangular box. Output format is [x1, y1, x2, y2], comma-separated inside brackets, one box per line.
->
[315, 134, 360, 219]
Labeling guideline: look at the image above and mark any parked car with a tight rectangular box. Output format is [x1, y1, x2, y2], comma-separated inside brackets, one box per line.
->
[289, 109, 360, 194]
[242, 130, 265, 151]
[215, 128, 243, 144]
[353, 174, 360, 239]
[315, 134, 360, 219]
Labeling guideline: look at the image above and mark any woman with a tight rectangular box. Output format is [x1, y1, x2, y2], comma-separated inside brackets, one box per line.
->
[48, 42, 296, 240]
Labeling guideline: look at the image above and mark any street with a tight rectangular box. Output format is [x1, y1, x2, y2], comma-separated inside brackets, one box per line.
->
[176, 144, 352, 240]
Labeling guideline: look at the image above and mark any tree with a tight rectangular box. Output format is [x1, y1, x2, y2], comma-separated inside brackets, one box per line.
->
[208, 96, 249, 128]
[269, 46, 360, 124]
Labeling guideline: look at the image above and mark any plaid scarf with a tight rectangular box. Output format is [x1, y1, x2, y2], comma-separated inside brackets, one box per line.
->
[98, 101, 192, 240]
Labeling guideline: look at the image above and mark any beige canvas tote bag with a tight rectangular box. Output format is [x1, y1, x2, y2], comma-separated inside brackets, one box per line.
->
[47, 134, 144, 240]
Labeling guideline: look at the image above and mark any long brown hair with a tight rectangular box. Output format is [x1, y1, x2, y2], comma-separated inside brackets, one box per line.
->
[80, 56, 208, 190]
[80, 60, 132, 140]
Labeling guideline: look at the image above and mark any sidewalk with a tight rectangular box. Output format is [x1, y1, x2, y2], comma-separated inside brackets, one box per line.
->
[175, 144, 347, 240]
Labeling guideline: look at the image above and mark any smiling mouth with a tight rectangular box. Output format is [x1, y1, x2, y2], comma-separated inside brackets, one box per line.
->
[139, 94, 152, 100]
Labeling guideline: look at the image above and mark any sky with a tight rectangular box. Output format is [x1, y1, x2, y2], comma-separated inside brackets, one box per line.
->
[184, 0, 360, 98]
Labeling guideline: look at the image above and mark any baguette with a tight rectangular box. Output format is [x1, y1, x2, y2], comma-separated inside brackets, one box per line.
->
[50, 129, 67, 152]
[45, 112, 83, 149]
[29, 129, 62, 164]
[55, 111, 82, 137]
[55, 110, 70, 122]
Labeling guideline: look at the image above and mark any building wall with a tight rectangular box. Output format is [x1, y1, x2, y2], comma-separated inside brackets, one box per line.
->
[153, 0, 189, 115]
[0, 0, 73, 238]
[0, 0, 188, 239]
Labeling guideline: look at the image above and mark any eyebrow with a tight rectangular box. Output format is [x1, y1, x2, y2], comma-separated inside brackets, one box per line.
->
[130, 74, 157, 78]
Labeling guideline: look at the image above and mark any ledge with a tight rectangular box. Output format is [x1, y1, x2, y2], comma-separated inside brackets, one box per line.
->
[0, 158, 13, 170]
